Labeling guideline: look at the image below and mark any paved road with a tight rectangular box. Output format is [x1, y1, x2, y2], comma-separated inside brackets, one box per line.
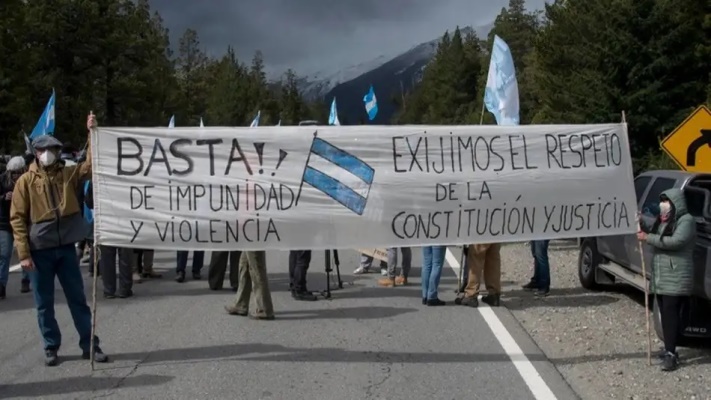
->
[0, 249, 578, 400]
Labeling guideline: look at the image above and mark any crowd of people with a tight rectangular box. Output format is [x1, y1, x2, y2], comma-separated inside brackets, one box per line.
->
[0, 113, 696, 372]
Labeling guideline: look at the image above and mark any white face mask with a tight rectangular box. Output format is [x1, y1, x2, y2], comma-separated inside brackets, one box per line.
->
[38, 151, 57, 167]
[659, 202, 672, 217]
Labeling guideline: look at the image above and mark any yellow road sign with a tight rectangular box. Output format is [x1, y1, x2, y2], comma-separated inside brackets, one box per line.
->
[661, 106, 711, 172]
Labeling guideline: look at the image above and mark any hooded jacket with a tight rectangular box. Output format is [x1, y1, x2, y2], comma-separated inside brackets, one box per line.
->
[10, 151, 92, 260]
[645, 188, 696, 296]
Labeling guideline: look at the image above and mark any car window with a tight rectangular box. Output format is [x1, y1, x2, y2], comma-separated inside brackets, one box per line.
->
[641, 177, 676, 217]
[634, 176, 651, 202]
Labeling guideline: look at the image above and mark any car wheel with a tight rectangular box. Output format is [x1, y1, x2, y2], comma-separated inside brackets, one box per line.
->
[578, 238, 600, 290]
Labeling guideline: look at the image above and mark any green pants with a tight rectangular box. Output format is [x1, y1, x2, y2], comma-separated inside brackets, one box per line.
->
[233, 251, 274, 317]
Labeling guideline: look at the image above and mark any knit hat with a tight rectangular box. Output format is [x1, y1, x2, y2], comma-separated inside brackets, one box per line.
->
[6, 156, 26, 172]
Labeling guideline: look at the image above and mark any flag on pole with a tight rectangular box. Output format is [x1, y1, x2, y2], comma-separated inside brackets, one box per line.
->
[483, 35, 520, 126]
[168, 115, 175, 128]
[363, 86, 378, 121]
[250, 111, 260, 127]
[199, 117, 204, 127]
[328, 97, 341, 126]
[29, 89, 56, 139]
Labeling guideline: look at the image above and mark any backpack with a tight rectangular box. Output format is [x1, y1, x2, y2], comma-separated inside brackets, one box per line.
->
[83, 180, 93, 224]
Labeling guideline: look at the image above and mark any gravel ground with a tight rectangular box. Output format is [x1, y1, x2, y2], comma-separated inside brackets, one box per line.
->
[499, 241, 711, 400]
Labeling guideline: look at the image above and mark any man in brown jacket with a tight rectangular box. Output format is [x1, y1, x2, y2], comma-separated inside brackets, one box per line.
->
[10, 112, 108, 366]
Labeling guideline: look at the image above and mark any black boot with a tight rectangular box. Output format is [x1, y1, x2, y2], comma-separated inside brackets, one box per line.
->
[293, 290, 318, 301]
[20, 279, 30, 293]
[482, 294, 501, 307]
[175, 271, 185, 283]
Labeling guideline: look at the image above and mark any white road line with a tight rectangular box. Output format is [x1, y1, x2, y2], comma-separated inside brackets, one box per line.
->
[444, 248, 558, 400]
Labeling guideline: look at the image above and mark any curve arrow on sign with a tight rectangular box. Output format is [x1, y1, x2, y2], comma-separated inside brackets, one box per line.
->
[687, 129, 711, 166]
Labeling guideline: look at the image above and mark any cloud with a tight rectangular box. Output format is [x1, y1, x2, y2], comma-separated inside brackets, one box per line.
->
[150, 0, 547, 79]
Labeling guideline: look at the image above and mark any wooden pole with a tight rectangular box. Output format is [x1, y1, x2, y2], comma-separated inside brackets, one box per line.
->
[90, 244, 99, 370]
[624, 110, 652, 366]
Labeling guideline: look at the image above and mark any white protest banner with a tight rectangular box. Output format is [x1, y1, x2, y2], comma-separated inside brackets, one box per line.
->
[91, 124, 637, 251]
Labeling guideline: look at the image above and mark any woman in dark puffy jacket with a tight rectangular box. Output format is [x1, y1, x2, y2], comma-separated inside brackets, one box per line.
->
[637, 188, 695, 372]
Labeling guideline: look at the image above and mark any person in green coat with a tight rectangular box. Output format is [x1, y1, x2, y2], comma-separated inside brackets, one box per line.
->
[637, 188, 695, 372]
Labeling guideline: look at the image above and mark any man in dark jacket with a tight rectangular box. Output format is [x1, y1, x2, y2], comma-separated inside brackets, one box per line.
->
[11, 113, 108, 366]
[0, 156, 30, 298]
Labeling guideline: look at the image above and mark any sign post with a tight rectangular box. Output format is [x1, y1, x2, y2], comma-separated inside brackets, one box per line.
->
[661, 105, 711, 172]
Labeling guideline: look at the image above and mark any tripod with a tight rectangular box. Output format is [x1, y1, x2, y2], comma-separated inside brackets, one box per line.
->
[320, 249, 344, 299]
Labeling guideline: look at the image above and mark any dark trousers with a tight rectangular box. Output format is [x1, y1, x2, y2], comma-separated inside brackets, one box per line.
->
[289, 250, 311, 292]
[208, 251, 240, 290]
[658, 295, 690, 353]
[177, 251, 205, 274]
[28, 244, 99, 352]
[100, 246, 133, 296]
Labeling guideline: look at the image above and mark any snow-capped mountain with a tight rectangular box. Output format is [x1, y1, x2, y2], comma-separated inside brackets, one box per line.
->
[298, 24, 492, 103]
[299, 54, 392, 101]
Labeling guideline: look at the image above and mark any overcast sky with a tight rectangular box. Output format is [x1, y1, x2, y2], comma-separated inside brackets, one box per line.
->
[150, 0, 547, 79]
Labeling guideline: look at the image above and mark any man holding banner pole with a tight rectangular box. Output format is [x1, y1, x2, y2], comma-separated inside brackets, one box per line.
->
[10, 112, 108, 366]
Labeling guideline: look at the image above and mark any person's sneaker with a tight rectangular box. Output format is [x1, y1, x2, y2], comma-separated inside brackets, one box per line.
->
[224, 305, 248, 316]
[118, 290, 133, 299]
[380, 269, 388, 276]
[103, 293, 116, 299]
[82, 347, 109, 363]
[294, 291, 318, 301]
[175, 271, 185, 283]
[534, 288, 550, 297]
[249, 314, 275, 321]
[132, 273, 143, 284]
[521, 281, 537, 291]
[661, 351, 679, 372]
[422, 298, 427, 305]
[482, 294, 501, 307]
[457, 296, 479, 307]
[142, 270, 162, 279]
[353, 266, 370, 274]
[395, 276, 408, 286]
[427, 298, 446, 306]
[20, 279, 30, 293]
[0, 284, 5, 299]
[378, 277, 395, 287]
[192, 272, 201, 280]
[44, 349, 59, 366]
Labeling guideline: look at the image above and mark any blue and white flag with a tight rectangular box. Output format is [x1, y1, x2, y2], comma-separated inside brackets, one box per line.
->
[362, 85, 378, 121]
[484, 35, 520, 126]
[250, 111, 260, 127]
[29, 89, 56, 139]
[168, 115, 175, 128]
[199, 117, 204, 127]
[300, 136, 375, 215]
[328, 97, 341, 126]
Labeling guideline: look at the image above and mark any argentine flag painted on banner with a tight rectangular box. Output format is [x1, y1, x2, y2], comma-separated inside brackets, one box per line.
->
[168, 115, 175, 128]
[29, 89, 56, 139]
[250, 111, 260, 127]
[300, 136, 375, 215]
[328, 97, 340, 126]
[363, 85, 378, 121]
[484, 35, 520, 126]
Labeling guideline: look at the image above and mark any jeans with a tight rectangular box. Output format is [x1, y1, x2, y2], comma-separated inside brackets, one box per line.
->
[530, 240, 550, 290]
[1, 230, 29, 286]
[176, 251, 205, 274]
[421, 246, 446, 300]
[27, 244, 99, 352]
